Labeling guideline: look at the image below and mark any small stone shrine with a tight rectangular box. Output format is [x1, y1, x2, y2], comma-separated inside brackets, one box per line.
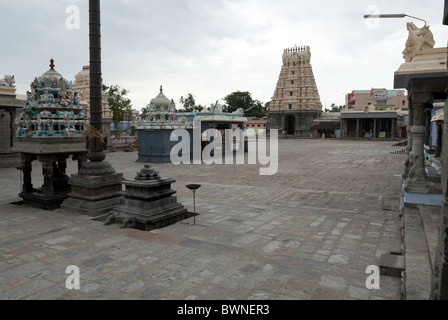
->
[136, 86, 191, 163]
[12, 59, 88, 210]
[136, 86, 248, 163]
[104, 164, 190, 231]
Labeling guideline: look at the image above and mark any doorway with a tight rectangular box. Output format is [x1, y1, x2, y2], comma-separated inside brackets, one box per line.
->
[286, 115, 295, 135]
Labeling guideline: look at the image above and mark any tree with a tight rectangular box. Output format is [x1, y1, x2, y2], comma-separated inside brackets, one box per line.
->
[223, 91, 267, 117]
[178, 93, 204, 112]
[223, 91, 253, 113]
[178, 93, 196, 112]
[195, 104, 205, 112]
[102, 84, 132, 125]
[264, 101, 270, 114]
[141, 105, 149, 120]
[324, 103, 343, 113]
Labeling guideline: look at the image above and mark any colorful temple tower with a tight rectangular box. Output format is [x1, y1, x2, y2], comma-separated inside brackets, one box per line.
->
[12, 59, 88, 210]
[16, 59, 88, 138]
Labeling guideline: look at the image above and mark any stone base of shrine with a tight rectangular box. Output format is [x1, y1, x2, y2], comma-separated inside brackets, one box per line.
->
[61, 172, 123, 217]
[105, 197, 192, 231]
[20, 191, 69, 211]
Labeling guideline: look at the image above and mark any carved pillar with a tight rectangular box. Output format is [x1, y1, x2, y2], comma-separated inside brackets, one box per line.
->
[406, 97, 414, 153]
[432, 99, 448, 299]
[404, 101, 414, 178]
[21, 154, 34, 193]
[40, 156, 55, 197]
[405, 93, 433, 193]
[430, 8, 448, 298]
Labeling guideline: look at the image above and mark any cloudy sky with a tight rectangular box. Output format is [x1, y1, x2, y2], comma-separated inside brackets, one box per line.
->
[0, 0, 446, 111]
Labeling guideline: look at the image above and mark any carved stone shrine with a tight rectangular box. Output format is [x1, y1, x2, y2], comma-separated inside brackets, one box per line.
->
[12, 59, 88, 210]
[104, 164, 190, 231]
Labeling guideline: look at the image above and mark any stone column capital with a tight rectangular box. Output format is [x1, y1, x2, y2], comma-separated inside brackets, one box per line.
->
[411, 92, 434, 105]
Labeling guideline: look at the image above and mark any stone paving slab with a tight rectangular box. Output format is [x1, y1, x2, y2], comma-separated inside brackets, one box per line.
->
[0, 139, 405, 300]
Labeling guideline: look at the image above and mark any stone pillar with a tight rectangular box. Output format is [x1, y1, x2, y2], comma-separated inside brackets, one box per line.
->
[404, 102, 414, 178]
[72, 152, 88, 171]
[280, 114, 285, 134]
[432, 99, 448, 299]
[373, 119, 377, 138]
[58, 155, 68, 174]
[436, 121, 443, 158]
[21, 154, 34, 193]
[407, 97, 414, 153]
[430, 8, 448, 299]
[295, 114, 299, 136]
[356, 119, 359, 139]
[41, 156, 55, 197]
[343, 119, 348, 138]
[405, 93, 433, 193]
[340, 119, 343, 137]
[391, 118, 396, 140]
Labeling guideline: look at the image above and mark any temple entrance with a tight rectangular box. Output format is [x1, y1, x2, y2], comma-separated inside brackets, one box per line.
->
[286, 115, 295, 135]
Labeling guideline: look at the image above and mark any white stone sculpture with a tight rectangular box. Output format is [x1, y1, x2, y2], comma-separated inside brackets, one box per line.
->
[402, 22, 435, 62]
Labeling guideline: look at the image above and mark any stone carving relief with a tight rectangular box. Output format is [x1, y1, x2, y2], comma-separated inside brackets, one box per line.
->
[407, 151, 426, 183]
[1, 75, 15, 87]
[402, 22, 435, 62]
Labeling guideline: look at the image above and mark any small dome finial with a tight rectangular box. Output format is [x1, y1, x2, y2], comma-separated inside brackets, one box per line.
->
[49, 58, 55, 70]
[160, 85, 163, 93]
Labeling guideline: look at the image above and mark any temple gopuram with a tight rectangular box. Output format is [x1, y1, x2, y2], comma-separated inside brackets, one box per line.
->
[72, 65, 113, 149]
[269, 46, 323, 137]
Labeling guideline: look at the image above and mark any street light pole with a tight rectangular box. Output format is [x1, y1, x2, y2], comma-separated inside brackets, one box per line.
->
[364, 13, 427, 26]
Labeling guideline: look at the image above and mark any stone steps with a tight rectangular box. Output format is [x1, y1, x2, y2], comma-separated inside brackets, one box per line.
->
[393, 139, 408, 146]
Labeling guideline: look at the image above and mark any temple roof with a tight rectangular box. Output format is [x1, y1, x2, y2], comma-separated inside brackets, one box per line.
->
[34, 59, 71, 90]
[147, 86, 176, 112]
[152, 86, 170, 106]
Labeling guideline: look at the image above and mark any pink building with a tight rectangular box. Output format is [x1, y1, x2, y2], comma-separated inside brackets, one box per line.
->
[346, 89, 408, 111]
[244, 118, 269, 130]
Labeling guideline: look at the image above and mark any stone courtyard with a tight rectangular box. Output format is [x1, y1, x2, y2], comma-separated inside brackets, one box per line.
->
[0, 139, 405, 300]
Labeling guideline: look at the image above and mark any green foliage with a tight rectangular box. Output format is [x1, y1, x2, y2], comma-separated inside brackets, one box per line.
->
[178, 93, 203, 112]
[324, 103, 343, 113]
[141, 106, 150, 119]
[223, 91, 267, 118]
[102, 84, 132, 124]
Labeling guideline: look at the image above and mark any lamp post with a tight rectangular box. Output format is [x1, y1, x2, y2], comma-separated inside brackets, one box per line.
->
[186, 184, 201, 225]
[364, 13, 427, 26]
